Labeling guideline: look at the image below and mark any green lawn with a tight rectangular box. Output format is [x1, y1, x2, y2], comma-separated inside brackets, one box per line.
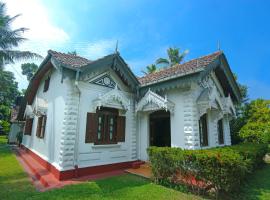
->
[0, 136, 202, 200]
[1, 136, 270, 200]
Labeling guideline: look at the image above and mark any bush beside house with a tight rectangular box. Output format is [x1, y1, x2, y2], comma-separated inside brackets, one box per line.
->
[148, 144, 269, 196]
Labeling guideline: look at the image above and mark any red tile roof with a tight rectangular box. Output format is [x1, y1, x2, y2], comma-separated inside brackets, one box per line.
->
[138, 51, 223, 85]
[48, 50, 92, 68]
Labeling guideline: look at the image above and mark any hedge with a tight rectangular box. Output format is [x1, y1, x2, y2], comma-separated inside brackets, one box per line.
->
[147, 143, 268, 196]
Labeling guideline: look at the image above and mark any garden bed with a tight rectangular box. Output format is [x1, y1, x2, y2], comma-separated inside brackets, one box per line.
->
[148, 143, 269, 197]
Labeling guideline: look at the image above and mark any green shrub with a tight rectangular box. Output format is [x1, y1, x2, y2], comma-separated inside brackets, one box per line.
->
[148, 143, 268, 196]
[239, 122, 270, 144]
[227, 143, 269, 171]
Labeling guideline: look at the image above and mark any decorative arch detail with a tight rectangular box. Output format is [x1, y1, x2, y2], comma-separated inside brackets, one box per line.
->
[197, 87, 224, 117]
[92, 87, 130, 110]
[136, 89, 174, 113]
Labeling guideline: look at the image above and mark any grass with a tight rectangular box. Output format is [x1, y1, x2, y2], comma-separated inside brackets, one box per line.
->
[0, 136, 202, 200]
[1, 135, 270, 200]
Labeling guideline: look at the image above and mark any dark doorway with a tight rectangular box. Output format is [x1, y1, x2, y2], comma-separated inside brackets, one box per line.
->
[149, 110, 171, 147]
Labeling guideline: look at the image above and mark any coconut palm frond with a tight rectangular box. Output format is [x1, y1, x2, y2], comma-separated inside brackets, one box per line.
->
[156, 58, 169, 65]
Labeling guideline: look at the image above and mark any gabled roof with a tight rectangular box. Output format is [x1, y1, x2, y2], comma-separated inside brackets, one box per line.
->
[48, 50, 92, 68]
[138, 51, 222, 85]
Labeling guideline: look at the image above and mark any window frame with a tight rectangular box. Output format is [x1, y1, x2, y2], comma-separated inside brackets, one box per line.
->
[95, 107, 118, 145]
[199, 113, 209, 147]
[217, 118, 224, 145]
[36, 115, 47, 139]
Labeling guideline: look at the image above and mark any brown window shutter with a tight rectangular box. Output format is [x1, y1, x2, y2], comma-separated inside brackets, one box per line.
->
[117, 116, 126, 142]
[36, 116, 42, 137]
[85, 113, 97, 143]
[40, 115, 47, 138]
[24, 118, 33, 135]
[43, 77, 50, 92]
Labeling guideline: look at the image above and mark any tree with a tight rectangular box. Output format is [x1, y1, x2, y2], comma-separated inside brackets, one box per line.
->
[156, 47, 188, 67]
[229, 75, 249, 144]
[239, 99, 270, 143]
[67, 51, 77, 56]
[141, 64, 158, 75]
[21, 63, 38, 81]
[0, 2, 42, 69]
[0, 70, 19, 107]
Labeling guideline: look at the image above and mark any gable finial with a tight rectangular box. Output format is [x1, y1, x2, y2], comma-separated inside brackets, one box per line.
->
[115, 40, 118, 53]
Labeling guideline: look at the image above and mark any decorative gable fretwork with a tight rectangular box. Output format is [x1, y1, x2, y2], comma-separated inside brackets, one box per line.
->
[136, 89, 175, 113]
[197, 86, 236, 117]
[91, 74, 116, 89]
[222, 95, 236, 116]
[92, 87, 130, 111]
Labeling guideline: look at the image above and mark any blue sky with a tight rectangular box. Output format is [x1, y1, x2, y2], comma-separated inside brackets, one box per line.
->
[5, 0, 270, 99]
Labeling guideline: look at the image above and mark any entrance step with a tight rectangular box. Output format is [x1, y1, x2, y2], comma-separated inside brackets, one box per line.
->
[126, 162, 152, 179]
[131, 160, 145, 169]
[13, 147, 61, 190]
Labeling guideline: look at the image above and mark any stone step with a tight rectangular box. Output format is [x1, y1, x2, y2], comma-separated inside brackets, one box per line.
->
[14, 148, 60, 189]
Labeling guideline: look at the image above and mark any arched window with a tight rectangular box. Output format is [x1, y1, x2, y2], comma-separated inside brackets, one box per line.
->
[199, 113, 208, 147]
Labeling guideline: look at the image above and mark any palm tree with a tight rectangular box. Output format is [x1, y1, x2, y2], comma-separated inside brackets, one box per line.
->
[156, 47, 188, 67]
[141, 64, 158, 75]
[0, 2, 42, 69]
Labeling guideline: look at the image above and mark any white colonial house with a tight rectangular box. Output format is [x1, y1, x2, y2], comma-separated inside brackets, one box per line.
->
[18, 50, 240, 180]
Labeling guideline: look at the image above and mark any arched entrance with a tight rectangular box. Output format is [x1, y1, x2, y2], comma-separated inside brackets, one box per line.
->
[149, 110, 171, 147]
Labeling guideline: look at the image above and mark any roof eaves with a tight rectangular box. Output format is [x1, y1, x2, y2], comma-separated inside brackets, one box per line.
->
[139, 67, 204, 88]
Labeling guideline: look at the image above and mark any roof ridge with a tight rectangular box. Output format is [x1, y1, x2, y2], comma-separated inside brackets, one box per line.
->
[139, 51, 223, 79]
[48, 49, 91, 61]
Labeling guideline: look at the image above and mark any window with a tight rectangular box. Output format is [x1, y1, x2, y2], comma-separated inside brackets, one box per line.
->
[43, 77, 50, 92]
[199, 114, 208, 147]
[36, 115, 47, 138]
[218, 119, 224, 144]
[85, 107, 125, 144]
[24, 118, 33, 135]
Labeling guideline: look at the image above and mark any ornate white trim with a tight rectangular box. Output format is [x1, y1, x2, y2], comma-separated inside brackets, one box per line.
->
[222, 94, 236, 116]
[92, 86, 130, 110]
[136, 89, 174, 113]
[197, 87, 223, 117]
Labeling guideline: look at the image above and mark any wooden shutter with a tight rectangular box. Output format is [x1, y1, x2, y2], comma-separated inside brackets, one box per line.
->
[43, 77, 50, 92]
[36, 116, 42, 137]
[85, 113, 97, 143]
[117, 116, 126, 142]
[24, 118, 33, 135]
[40, 115, 47, 138]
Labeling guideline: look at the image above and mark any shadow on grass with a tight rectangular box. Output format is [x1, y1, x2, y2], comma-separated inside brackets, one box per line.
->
[231, 163, 270, 200]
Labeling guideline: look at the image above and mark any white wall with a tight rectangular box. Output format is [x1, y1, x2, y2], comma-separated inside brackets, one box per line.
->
[137, 76, 234, 160]
[22, 68, 68, 168]
[76, 70, 137, 168]
[137, 88, 189, 161]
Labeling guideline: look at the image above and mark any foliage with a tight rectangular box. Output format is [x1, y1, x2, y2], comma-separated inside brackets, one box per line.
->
[0, 2, 42, 68]
[141, 64, 158, 75]
[148, 144, 268, 197]
[0, 120, 10, 134]
[67, 51, 77, 55]
[230, 74, 249, 144]
[0, 70, 19, 106]
[228, 143, 269, 171]
[239, 99, 270, 144]
[0, 136, 202, 200]
[156, 47, 188, 67]
[21, 62, 38, 81]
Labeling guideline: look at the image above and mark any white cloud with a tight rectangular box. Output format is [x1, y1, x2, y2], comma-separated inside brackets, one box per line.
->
[4, 0, 69, 43]
[3, 0, 70, 90]
[80, 39, 117, 60]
